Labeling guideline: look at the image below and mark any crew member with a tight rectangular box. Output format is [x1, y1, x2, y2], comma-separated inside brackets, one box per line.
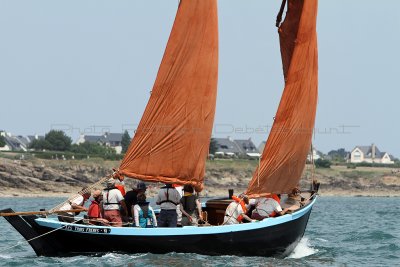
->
[251, 194, 288, 220]
[156, 183, 181, 227]
[87, 189, 109, 226]
[125, 182, 147, 218]
[102, 178, 127, 227]
[58, 188, 91, 223]
[223, 194, 255, 225]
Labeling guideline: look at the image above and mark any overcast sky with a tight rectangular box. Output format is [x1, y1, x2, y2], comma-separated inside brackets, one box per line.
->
[1, 0, 399, 156]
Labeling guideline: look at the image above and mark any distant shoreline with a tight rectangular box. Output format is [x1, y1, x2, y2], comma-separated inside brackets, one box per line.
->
[1, 189, 399, 198]
[1, 157, 399, 199]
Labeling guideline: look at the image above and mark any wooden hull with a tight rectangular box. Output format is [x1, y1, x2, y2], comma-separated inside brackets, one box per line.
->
[1, 197, 316, 257]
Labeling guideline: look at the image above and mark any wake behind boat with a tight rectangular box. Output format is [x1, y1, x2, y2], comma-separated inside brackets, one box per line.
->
[1, 0, 319, 257]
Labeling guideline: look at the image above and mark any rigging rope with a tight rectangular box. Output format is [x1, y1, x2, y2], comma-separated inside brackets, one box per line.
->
[49, 175, 110, 213]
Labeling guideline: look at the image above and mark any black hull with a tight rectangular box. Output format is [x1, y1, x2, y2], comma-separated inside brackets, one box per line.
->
[1, 198, 315, 257]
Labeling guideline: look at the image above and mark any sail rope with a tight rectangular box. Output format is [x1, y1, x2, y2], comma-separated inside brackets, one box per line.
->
[49, 175, 111, 213]
[0, 216, 83, 253]
[0, 214, 134, 253]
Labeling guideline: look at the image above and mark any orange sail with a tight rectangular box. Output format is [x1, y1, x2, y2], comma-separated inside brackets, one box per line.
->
[118, 0, 218, 192]
[246, 0, 318, 196]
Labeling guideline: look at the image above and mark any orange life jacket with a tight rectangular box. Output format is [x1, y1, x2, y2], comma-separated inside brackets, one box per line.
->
[115, 184, 126, 196]
[231, 196, 247, 222]
[266, 194, 280, 217]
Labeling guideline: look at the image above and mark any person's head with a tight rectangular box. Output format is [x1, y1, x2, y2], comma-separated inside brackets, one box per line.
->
[137, 192, 146, 203]
[183, 184, 194, 194]
[137, 182, 147, 192]
[164, 183, 173, 188]
[92, 189, 102, 201]
[81, 188, 91, 200]
[107, 178, 116, 188]
[239, 194, 249, 204]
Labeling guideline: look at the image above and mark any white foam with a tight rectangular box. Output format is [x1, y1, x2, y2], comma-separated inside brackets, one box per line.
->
[288, 237, 318, 259]
[0, 254, 12, 259]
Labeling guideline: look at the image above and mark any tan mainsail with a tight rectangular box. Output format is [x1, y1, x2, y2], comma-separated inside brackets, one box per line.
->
[117, 0, 218, 192]
[247, 0, 318, 197]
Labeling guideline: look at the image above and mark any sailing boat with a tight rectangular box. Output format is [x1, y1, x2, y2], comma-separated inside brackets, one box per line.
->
[1, 0, 319, 257]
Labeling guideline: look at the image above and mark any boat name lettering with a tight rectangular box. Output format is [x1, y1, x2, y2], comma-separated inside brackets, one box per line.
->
[65, 225, 111, 234]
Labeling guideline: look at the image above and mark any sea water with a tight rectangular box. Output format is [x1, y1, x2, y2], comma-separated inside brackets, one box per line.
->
[0, 197, 399, 267]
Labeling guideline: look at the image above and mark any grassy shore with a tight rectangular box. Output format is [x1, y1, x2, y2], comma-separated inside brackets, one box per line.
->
[0, 156, 399, 197]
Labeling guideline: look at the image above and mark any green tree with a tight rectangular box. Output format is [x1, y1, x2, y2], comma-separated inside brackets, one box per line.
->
[29, 139, 51, 150]
[209, 138, 218, 155]
[45, 130, 72, 151]
[121, 130, 131, 153]
[328, 148, 348, 162]
[70, 142, 116, 155]
[30, 130, 72, 151]
[0, 136, 6, 147]
[315, 158, 331, 168]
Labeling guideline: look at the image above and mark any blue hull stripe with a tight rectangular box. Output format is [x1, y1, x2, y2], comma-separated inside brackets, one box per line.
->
[36, 197, 316, 236]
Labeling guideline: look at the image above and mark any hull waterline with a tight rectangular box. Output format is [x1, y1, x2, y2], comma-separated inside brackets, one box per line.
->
[1, 197, 316, 257]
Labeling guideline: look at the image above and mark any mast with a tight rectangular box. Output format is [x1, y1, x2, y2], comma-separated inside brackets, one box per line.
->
[117, 0, 218, 192]
[246, 0, 318, 196]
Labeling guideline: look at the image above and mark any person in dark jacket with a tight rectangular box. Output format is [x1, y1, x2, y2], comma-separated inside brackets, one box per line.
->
[180, 185, 203, 226]
[124, 182, 147, 218]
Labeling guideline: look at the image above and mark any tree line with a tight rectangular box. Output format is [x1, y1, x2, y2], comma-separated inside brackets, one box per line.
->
[29, 130, 131, 156]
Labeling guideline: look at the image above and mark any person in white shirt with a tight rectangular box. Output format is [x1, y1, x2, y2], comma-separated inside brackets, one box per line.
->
[251, 194, 288, 220]
[58, 189, 91, 223]
[223, 195, 255, 225]
[102, 178, 127, 227]
[133, 192, 157, 228]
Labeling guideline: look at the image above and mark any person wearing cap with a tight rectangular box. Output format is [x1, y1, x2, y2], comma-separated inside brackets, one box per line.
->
[87, 189, 109, 226]
[58, 188, 91, 223]
[156, 183, 181, 227]
[102, 178, 127, 227]
[124, 182, 147, 218]
[223, 194, 255, 225]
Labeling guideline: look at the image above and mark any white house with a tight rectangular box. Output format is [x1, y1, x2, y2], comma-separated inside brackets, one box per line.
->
[0, 131, 43, 152]
[76, 132, 123, 154]
[349, 144, 394, 164]
[307, 148, 321, 162]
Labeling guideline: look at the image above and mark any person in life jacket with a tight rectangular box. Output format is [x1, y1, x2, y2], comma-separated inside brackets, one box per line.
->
[223, 194, 255, 225]
[133, 192, 157, 228]
[251, 194, 288, 220]
[87, 189, 109, 226]
[180, 184, 203, 226]
[156, 183, 181, 227]
[125, 182, 147, 218]
[102, 178, 128, 227]
[113, 168, 126, 196]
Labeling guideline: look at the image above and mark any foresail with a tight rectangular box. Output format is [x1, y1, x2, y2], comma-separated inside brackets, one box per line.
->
[246, 0, 318, 196]
[118, 0, 218, 192]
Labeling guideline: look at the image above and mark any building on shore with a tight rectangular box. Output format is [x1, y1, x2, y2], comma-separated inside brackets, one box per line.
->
[76, 132, 123, 154]
[0, 131, 43, 152]
[212, 137, 260, 159]
[348, 144, 394, 164]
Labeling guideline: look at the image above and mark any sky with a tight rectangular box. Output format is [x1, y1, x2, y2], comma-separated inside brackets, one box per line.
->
[1, 0, 399, 156]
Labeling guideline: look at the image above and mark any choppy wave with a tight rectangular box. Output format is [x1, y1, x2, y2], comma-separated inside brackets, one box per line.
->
[1, 197, 400, 267]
